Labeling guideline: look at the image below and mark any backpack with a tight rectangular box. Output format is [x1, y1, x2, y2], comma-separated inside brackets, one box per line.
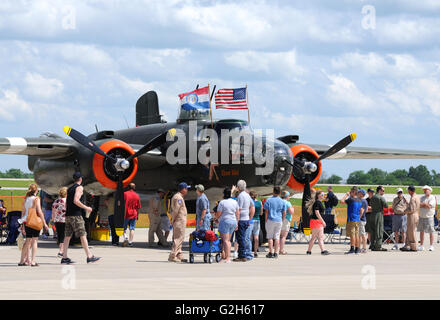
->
[330, 193, 339, 207]
[204, 230, 217, 241]
[191, 230, 206, 241]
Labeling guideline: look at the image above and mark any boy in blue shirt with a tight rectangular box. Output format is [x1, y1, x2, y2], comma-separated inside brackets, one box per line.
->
[358, 189, 368, 253]
[263, 187, 286, 259]
[341, 186, 362, 254]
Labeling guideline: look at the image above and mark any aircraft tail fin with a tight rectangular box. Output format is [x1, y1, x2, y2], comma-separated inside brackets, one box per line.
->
[136, 91, 165, 126]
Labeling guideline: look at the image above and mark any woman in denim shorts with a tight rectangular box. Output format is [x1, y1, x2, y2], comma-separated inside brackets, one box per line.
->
[214, 187, 240, 263]
[250, 191, 262, 257]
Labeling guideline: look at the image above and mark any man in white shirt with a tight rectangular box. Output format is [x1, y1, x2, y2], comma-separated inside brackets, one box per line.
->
[234, 180, 255, 262]
[418, 185, 437, 251]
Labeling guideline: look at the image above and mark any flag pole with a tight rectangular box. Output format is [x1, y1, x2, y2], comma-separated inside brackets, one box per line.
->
[246, 84, 250, 126]
[208, 83, 213, 128]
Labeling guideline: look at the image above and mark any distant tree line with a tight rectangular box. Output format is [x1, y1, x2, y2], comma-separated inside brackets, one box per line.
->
[0, 169, 34, 179]
[319, 165, 440, 186]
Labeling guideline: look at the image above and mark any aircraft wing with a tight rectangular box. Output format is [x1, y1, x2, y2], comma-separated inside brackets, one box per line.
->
[0, 136, 76, 159]
[297, 143, 440, 159]
[131, 145, 167, 169]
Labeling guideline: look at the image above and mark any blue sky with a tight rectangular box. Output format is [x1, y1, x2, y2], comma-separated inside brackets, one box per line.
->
[0, 0, 439, 179]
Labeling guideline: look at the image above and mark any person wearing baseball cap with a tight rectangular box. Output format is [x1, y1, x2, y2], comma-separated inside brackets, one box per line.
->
[400, 186, 420, 251]
[391, 188, 408, 250]
[418, 185, 436, 251]
[357, 189, 368, 253]
[168, 182, 190, 263]
[178, 182, 191, 191]
[195, 184, 211, 231]
[62, 172, 100, 264]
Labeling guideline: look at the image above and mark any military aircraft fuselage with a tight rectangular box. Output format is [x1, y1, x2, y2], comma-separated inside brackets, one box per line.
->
[30, 118, 293, 197]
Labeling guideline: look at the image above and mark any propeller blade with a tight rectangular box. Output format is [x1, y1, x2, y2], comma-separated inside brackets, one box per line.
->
[64, 126, 116, 162]
[314, 133, 357, 163]
[113, 174, 125, 237]
[283, 158, 304, 170]
[301, 174, 311, 229]
[126, 128, 177, 162]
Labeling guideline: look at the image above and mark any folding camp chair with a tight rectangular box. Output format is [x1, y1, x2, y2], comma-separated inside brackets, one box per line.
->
[287, 221, 299, 243]
[382, 214, 395, 245]
[4, 211, 21, 245]
[434, 214, 440, 243]
[323, 214, 341, 243]
[0, 218, 7, 244]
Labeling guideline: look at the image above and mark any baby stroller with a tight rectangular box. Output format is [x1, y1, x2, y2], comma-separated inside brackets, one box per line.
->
[5, 211, 21, 245]
[189, 229, 222, 264]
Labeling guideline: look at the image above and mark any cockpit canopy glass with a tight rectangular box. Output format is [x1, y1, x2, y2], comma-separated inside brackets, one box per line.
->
[213, 120, 250, 135]
[178, 107, 211, 121]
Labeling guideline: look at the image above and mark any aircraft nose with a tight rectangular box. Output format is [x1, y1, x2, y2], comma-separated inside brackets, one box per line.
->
[270, 142, 293, 186]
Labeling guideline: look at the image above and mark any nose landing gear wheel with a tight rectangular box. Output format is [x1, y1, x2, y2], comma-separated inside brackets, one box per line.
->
[208, 254, 213, 264]
[203, 253, 208, 263]
[189, 254, 194, 264]
[215, 254, 221, 263]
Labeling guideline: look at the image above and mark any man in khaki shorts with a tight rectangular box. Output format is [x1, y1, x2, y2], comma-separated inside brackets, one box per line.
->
[168, 182, 189, 263]
[341, 187, 362, 254]
[392, 188, 408, 250]
[61, 172, 100, 264]
[401, 186, 420, 252]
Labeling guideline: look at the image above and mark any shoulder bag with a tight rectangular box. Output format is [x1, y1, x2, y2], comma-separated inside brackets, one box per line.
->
[26, 198, 43, 231]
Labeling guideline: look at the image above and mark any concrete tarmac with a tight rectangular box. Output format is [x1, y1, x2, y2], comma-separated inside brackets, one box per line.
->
[1, 228, 439, 300]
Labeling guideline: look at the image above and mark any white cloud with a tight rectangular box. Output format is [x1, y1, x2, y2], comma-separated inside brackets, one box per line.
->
[0, 89, 30, 121]
[54, 44, 115, 70]
[115, 48, 195, 79]
[331, 52, 426, 77]
[120, 76, 156, 95]
[376, 17, 440, 45]
[173, 2, 360, 48]
[0, 0, 440, 175]
[325, 73, 375, 111]
[174, 2, 271, 46]
[24, 72, 63, 99]
[409, 78, 440, 116]
[224, 49, 306, 80]
[383, 85, 423, 114]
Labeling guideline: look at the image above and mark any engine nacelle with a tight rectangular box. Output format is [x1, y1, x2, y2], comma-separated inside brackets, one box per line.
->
[287, 144, 322, 191]
[92, 140, 138, 190]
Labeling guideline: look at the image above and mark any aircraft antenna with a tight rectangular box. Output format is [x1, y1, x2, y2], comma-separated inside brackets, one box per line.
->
[209, 85, 216, 128]
[123, 115, 130, 129]
[95, 124, 99, 133]
[210, 85, 216, 102]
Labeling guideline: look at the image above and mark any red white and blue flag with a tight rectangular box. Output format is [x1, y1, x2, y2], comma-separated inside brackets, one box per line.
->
[215, 87, 248, 110]
[178, 86, 210, 111]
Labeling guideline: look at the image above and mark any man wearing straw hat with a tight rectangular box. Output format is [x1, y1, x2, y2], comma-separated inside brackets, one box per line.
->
[391, 188, 408, 250]
[418, 185, 436, 251]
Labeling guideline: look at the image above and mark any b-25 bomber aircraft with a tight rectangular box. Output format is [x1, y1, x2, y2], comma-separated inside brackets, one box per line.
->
[1, 90, 440, 233]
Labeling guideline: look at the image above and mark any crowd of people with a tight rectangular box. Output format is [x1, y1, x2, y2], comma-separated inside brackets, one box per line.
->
[18, 172, 100, 266]
[15, 171, 439, 265]
[309, 184, 438, 255]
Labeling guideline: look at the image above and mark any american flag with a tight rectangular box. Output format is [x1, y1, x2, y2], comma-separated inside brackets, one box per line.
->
[215, 87, 248, 110]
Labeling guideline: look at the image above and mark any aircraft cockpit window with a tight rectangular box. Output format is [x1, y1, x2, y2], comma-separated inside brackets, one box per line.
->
[214, 121, 249, 135]
[178, 108, 210, 121]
